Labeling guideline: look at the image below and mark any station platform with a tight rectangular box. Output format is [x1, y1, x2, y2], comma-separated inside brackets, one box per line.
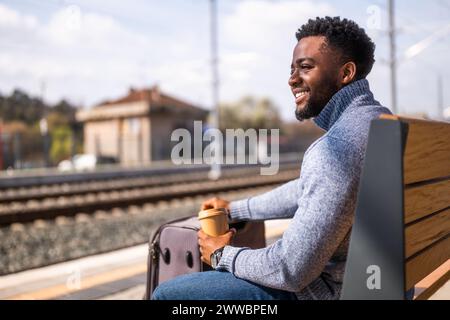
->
[0, 219, 291, 300]
[1, 219, 448, 300]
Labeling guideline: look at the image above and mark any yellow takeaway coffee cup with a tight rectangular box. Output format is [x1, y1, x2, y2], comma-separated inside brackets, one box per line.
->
[198, 208, 229, 237]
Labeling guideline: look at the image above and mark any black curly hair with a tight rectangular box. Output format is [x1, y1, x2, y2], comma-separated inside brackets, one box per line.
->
[296, 16, 375, 79]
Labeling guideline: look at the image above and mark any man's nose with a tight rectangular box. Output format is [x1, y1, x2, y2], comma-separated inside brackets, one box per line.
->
[288, 71, 300, 87]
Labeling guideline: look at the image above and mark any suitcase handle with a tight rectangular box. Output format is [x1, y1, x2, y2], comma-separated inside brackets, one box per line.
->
[162, 248, 171, 264]
[186, 251, 194, 268]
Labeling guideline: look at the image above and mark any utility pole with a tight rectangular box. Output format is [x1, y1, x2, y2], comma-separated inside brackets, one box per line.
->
[208, 0, 221, 180]
[13, 132, 21, 169]
[39, 80, 50, 168]
[388, 0, 398, 114]
[0, 118, 3, 171]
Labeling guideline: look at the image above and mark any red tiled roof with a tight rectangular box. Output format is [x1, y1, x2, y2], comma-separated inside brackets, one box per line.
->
[96, 86, 206, 113]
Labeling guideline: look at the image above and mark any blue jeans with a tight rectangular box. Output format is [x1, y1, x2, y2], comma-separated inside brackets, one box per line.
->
[152, 271, 297, 300]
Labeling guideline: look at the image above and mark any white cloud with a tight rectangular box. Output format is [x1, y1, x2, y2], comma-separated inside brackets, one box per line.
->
[219, 0, 335, 118]
[223, 0, 333, 51]
[0, 1, 335, 118]
[0, 3, 163, 106]
[153, 0, 333, 110]
[0, 3, 37, 29]
[221, 52, 265, 82]
[1, 1, 447, 120]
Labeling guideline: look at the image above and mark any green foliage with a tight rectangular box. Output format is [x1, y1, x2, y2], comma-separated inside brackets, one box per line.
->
[0, 89, 81, 167]
[50, 125, 73, 163]
[218, 96, 282, 131]
[0, 89, 48, 125]
[0, 89, 78, 126]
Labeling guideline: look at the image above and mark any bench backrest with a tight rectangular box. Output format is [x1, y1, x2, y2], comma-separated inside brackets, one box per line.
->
[341, 114, 450, 300]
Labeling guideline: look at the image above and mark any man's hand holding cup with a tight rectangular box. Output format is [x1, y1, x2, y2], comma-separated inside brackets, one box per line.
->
[198, 197, 234, 266]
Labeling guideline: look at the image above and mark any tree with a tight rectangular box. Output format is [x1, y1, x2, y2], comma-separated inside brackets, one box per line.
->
[0, 89, 82, 168]
[50, 125, 72, 163]
[0, 89, 78, 126]
[218, 96, 282, 131]
[53, 99, 76, 122]
[0, 89, 48, 125]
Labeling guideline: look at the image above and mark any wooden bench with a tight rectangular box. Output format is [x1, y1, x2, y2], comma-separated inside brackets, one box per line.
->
[342, 114, 450, 300]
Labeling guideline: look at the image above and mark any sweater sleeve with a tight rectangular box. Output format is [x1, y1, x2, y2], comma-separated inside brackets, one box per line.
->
[229, 178, 300, 221]
[217, 137, 362, 292]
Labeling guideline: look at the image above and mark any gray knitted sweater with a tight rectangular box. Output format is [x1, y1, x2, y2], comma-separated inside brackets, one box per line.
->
[216, 79, 391, 300]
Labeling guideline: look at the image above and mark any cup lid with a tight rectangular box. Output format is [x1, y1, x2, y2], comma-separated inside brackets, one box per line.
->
[198, 208, 228, 220]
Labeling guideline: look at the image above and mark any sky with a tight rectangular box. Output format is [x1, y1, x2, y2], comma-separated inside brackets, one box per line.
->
[0, 0, 449, 121]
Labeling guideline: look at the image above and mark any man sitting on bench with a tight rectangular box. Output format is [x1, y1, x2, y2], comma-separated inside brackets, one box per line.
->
[153, 16, 407, 300]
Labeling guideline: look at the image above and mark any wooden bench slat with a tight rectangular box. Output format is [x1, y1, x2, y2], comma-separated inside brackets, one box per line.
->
[343, 115, 450, 299]
[415, 267, 450, 300]
[402, 120, 450, 184]
[405, 236, 450, 289]
[405, 207, 450, 258]
[404, 179, 450, 224]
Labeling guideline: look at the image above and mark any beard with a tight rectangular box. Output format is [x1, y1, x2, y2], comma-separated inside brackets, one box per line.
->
[295, 98, 324, 121]
[295, 76, 340, 122]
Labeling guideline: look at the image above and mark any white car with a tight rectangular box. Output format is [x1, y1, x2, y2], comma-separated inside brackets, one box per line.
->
[72, 154, 97, 171]
[57, 154, 97, 172]
[57, 159, 74, 172]
[58, 154, 117, 172]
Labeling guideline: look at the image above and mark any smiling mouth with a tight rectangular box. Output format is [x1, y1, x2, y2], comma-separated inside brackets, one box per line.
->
[295, 90, 310, 105]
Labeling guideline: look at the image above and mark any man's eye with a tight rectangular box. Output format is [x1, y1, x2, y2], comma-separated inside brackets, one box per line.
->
[301, 64, 311, 69]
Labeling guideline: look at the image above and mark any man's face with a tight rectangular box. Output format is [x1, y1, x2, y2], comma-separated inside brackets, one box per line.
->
[288, 36, 343, 121]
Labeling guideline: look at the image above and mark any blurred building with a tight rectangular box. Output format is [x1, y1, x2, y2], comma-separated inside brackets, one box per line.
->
[396, 112, 429, 120]
[76, 85, 208, 164]
[444, 107, 450, 120]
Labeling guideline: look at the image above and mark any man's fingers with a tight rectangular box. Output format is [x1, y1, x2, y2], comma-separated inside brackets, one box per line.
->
[201, 203, 211, 210]
[201, 197, 217, 209]
[201, 200, 216, 209]
[197, 230, 208, 240]
[223, 228, 236, 239]
[201, 197, 224, 210]
[201, 255, 210, 265]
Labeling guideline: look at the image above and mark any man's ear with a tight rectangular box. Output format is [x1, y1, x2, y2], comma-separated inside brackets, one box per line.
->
[340, 62, 357, 85]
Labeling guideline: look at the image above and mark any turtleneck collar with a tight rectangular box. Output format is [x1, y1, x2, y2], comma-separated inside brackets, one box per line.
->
[313, 79, 376, 131]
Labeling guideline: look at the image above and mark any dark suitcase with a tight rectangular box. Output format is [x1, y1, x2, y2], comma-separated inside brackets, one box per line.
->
[145, 216, 266, 299]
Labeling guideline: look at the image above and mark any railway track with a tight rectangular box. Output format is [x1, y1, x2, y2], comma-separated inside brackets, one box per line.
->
[0, 153, 302, 189]
[0, 163, 299, 204]
[0, 184, 280, 275]
[0, 156, 303, 275]
[0, 168, 299, 226]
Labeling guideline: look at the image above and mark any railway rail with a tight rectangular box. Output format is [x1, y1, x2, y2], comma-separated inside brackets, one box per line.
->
[0, 153, 302, 189]
[0, 163, 299, 204]
[0, 167, 299, 226]
[0, 184, 282, 275]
